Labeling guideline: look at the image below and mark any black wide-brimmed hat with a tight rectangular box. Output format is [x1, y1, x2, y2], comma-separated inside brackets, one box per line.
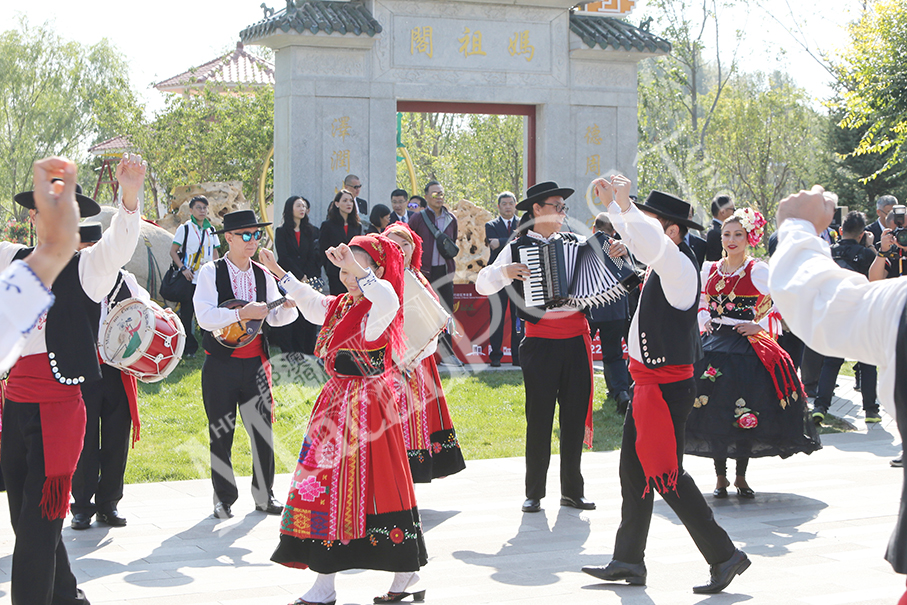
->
[516, 181, 575, 212]
[15, 181, 101, 218]
[215, 209, 271, 234]
[634, 191, 704, 231]
[79, 222, 103, 243]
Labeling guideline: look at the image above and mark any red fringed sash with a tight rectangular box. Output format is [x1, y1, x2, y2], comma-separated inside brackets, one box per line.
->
[6, 354, 86, 520]
[746, 331, 805, 406]
[628, 358, 693, 498]
[120, 371, 141, 447]
[525, 311, 595, 447]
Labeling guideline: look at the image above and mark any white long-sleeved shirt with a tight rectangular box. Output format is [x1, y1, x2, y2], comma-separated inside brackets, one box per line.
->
[697, 260, 780, 334]
[0, 260, 54, 373]
[0, 202, 142, 361]
[769, 218, 907, 417]
[193, 257, 298, 332]
[278, 269, 399, 343]
[608, 202, 699, 363]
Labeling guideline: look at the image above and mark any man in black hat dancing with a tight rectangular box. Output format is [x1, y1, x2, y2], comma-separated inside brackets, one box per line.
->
[193, 209, 298, 519]
[476, 181, 602, 514]
[582, 175, 748, 594]
[0, 153, 147, 605]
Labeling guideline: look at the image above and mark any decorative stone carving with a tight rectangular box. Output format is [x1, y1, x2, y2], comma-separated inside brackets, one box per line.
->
[159, 181, 250, 232]
[452, 199, 493, 284]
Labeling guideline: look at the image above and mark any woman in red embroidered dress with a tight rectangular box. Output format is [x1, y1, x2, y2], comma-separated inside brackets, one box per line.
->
[259, 235, 427, 605]
[383, 222, 466, 482]
[685, 209, 820, 499]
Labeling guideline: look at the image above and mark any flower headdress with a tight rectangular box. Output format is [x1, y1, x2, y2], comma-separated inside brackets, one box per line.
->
[731, 208, 767, 247]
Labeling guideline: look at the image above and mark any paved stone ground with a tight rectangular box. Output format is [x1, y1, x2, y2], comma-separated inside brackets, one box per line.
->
[0, 376, 904, 604]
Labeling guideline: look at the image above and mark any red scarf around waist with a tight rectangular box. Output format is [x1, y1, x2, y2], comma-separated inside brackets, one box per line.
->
[628, 358, 693, 498]
[525, 312, 595, 448]
[5, 354, 87, 520]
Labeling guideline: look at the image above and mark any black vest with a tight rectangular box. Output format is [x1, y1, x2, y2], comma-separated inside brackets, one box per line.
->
[202, 259, 270, 359]
[636, 241, 703, 368]
[13, 248, 102, 384]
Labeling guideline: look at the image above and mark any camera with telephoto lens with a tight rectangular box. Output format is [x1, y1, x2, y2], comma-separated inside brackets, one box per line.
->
[892, 205, 907, 247]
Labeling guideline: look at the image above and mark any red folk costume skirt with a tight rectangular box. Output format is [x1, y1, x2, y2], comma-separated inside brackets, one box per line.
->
[271, 370, 427, 573]
[392, 355, 466, 483]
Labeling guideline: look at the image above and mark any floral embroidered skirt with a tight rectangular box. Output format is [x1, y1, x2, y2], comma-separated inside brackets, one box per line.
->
[271, 374, 428, 573]
[686, 327, 821, 460]
[393, 356, 466, 483]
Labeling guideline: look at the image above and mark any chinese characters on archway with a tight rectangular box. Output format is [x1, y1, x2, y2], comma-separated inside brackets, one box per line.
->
[410, 26, 536, 62]
[585, 124, 601, 175]
[330, 116, 351, 172]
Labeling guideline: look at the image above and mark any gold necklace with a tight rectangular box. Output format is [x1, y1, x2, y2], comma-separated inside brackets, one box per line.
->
[714, 258, 748, 297]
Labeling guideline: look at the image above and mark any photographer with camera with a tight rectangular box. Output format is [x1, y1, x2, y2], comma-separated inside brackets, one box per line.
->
[812, 211, 887, 425]
[876, 205, 907, 280]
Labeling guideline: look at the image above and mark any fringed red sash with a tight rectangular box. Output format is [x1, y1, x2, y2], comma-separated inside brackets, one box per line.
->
[628, 358, 693, 498]
[5, 354, 86, 520]
[525, 312, 595, 448]
[746, 331, 805, 406]
[121, 371, 141, 447]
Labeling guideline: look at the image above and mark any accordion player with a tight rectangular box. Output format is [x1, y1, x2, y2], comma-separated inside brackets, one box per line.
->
[509, 231, 640, 312]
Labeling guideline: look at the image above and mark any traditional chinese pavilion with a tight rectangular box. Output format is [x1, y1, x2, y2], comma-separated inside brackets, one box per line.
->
[154, 41, 275, 96]
[240, 0, 669, 225]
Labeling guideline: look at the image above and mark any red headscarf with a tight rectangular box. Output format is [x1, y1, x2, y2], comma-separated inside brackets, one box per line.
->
[383, 221, 437, 296]
[314, 234, 406, 370]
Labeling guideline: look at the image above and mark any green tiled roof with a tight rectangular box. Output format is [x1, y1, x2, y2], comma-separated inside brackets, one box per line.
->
[570, 15, 671, 54]
[240, 0, 382, 41]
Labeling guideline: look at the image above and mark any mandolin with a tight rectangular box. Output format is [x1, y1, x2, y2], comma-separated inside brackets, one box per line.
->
[212, 277, 322, 348]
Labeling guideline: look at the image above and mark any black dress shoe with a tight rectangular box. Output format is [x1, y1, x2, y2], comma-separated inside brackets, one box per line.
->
[213, 501, 234, 519]
[256, 497, 284, 515]
[490, 359, 502, 367]
[582, 560, 646, 585]
[693, 549, 750, 594]
[71, 513, 92, 530]
[560, 496, 596, 510]
[96, 510, 127, 527]
[521, 498, 541, 513]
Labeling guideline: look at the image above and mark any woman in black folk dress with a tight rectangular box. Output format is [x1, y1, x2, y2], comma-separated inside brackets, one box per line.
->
[686, 208, 820, 499]
[274, 195, 321, 354]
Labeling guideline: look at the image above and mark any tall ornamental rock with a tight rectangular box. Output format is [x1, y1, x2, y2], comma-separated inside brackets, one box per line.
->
[453, 199, 493, 284]
[156, 181, 251, 232]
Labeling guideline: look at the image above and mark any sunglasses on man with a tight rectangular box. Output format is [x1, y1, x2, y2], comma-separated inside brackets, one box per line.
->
[234, 230, 263, 242]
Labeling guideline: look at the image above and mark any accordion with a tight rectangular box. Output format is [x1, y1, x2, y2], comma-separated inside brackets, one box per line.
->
[511, 232, 641, 309]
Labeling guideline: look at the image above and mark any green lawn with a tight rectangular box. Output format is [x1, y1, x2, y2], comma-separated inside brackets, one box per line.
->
[125, 353, 627, 484]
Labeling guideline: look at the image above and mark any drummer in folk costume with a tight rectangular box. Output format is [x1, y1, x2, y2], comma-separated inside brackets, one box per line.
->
[258, 235, 428, 605]
[70, 223, 147, 530]
[475, 181, 597, 514]
[686, 208, 819, 499]
[582, 175, 749, 595]
[194, 209, 298, 520]
[383, 221, 466, 482]
[0, 154, 147, 605]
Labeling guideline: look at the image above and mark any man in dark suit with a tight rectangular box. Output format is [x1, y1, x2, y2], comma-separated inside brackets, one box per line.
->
[705, 194, 735, 261]
[410, 180, 461, 367]
[867, 194, 897, 242]
[484, 191, 522, 367]
[389, 188, 415, 224]
[343, 174, 369, 217]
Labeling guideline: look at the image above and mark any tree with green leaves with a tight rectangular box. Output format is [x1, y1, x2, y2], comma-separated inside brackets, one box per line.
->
[0, 18, 142, 220]
[835, 0, 907, 195]
[131, 86, 274, 207]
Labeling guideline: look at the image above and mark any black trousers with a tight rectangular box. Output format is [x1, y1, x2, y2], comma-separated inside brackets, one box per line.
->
[201, 355, 275, 507]
[800, 346, 824, 395]
[179, 283, 198, 355]
[488, 290, 521, 364]
[1, 401, 89, 605]
[429, 265, 456, 358]
[520, 335, 590, 500]
[814, 357, 879, 414]
[72, 364, 132, 516]
[613, 377, 735, 566]
[589, 319, 630, 395]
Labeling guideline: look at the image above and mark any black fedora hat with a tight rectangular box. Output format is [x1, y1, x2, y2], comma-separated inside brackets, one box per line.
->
[79, 222, 103, 243]
[215, 209, 271, 235]
[634, 191, 704, 231]
[15, 181, 101, 218]
[516, 181, 575, 212]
